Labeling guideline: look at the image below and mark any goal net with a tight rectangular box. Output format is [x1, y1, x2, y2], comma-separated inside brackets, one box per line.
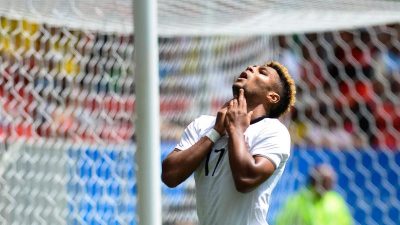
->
[0, 1, 400, 225]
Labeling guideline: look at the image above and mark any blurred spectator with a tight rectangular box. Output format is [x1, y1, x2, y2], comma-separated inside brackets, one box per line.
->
[288, 108, 309, 146]
[277, 36, 301, 82]
[275, 164, 353, 225]
[382, 45, 400, 76]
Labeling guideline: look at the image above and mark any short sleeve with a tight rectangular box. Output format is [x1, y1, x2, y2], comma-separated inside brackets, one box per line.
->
[251, 126, 291, 168]
[175, 118, 205, 150]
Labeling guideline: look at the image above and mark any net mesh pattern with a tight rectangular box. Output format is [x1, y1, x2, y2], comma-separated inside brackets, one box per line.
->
[1, 0, 400, 35]
[0, 1, 399, 225]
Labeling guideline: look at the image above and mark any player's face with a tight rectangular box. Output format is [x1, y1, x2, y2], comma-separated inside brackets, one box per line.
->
[232, 65, 280, 101]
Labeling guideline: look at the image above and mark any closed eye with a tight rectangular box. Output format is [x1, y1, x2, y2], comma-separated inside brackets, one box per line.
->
[259, 68, 268, 75]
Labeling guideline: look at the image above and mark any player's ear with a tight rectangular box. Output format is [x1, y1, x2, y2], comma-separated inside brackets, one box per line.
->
[267, 91, 280, 104]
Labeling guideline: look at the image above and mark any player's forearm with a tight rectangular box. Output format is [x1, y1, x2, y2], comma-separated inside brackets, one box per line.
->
[161, 137, 214, 187]
[227, 128, 258, 192]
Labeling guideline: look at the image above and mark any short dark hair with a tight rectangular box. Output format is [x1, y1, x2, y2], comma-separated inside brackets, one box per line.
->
[265, 61, 296, 118]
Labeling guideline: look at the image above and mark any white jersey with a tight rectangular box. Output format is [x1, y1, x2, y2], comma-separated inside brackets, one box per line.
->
[175, 115, 291, 225]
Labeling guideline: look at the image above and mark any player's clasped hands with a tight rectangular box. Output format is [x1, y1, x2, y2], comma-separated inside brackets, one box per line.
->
[214, 101, 229, 135]
[214, 89, 253, 135]
[225, 89, 253, 133]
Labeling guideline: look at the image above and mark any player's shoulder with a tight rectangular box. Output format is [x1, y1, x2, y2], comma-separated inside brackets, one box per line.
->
[194, 115, 215, 124]
[191, 115, 216, 129]
[195, 115, 215, 121]
[247, 118, 290, 142]
[260, 118, 290, 134]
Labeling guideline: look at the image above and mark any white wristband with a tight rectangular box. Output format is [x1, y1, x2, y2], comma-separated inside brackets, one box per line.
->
[205, 128, 221, 143]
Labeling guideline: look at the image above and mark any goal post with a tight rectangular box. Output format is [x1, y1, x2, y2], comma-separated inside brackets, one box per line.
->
[133, 0, 162, 224]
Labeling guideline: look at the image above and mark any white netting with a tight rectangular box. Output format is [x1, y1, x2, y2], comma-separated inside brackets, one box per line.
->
[0, 1, 400, 225]
[1, 0, 400, 35]
[0, 17, 137, 224]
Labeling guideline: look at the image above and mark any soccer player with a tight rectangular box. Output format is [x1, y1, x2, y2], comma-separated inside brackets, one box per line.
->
[275, 164, 353, 225]
[161, 61, 296, 225]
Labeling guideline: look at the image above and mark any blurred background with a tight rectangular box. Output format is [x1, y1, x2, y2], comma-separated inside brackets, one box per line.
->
[0, 0, 399, 224]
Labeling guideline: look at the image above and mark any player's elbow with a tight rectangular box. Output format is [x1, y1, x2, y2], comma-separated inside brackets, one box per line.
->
[233, 178, 256, 193]
[161, 167, 182, 188]
[161, 162, 180, 188]
[161, 173, 180, 188]
[233, 172, 272, 193]
[235, 184, 253, 193]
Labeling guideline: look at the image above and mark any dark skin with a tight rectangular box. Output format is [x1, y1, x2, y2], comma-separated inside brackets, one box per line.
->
[162, 65, 282, 192]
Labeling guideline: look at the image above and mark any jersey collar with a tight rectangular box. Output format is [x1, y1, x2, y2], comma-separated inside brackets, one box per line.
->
[250, 116, 268, 125]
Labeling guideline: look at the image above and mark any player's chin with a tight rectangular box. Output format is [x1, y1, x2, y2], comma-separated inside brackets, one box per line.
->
[232, 83, 243, 97]
[232, 80, 245, 87]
